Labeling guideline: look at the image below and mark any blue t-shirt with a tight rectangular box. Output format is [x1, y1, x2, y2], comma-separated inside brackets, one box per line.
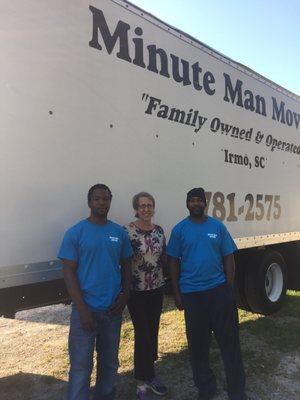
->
[58, 219, 133, 312]
[167, 216, 237, 293]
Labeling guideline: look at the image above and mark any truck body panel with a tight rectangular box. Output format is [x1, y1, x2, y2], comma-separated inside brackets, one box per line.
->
[1, 0, 299, 314]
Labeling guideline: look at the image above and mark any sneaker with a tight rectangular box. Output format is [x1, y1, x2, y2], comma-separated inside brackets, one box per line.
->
[145, 377, 167, 396]
[136, 385, 151, 400]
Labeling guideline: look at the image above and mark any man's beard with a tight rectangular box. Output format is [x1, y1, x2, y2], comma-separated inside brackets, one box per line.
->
[189, 207, 204, 218]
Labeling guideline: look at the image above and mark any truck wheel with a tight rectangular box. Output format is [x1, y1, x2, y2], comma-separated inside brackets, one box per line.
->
[245, 250, 287, 315]
[234, 262, 251, 311]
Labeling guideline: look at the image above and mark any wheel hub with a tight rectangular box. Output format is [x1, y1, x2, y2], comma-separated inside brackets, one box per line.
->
[265, 263, 283, 302]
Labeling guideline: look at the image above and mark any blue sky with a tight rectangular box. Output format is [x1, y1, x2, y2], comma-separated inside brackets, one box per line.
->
[131, 0, 300, 96]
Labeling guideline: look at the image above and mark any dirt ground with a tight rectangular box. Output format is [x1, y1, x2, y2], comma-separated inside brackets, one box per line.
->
[0, 296, 299, 400]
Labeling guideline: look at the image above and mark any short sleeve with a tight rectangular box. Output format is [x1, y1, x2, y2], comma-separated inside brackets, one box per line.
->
[220, 223, 237, 256]
[120, 229, 133, 260]
[57, 229, 78, 262]
[167, 226, 182, 259]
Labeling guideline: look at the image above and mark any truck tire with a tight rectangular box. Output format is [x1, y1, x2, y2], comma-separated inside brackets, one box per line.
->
[244, 250, 287, 315]
[234, 264, 252, 311]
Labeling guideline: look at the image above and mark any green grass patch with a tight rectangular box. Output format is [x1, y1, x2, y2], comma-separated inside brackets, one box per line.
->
[121, 290, 300, 398]
[2, 290, 299, 399]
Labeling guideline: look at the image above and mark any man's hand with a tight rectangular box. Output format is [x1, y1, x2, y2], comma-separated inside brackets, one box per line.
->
[168, 256, 183, 310]
[108, 292, 128, 316]
[174, 291, 184, 311]
[223, 253, 235, 287]
[62, 260, 95, 331]
[78, 307, 95, 332]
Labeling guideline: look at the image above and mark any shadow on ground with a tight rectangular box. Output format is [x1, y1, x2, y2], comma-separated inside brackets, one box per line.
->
[15, 303, 71, 325]
[6, 293, 300, 399]
[0, 372, 67, 400]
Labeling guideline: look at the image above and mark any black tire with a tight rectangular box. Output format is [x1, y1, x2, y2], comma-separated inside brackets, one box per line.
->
[244, 250, 287, 315]
[234, 256, 252, 311]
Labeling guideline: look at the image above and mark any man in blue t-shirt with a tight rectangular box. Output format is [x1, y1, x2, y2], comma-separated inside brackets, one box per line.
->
[167, 188, 247, 400]
[58, 183, 133, 400]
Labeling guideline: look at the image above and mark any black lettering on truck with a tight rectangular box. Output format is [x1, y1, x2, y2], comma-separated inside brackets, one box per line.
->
[88, 6, 216, 95]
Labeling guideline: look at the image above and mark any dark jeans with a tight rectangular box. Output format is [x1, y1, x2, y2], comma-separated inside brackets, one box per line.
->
[67, 305, 122, 400]
[182, 284, 246, 400]
[127, 288, 164, 381]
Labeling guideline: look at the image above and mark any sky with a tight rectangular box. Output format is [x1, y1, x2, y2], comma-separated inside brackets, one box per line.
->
[131, 0, 300, 96]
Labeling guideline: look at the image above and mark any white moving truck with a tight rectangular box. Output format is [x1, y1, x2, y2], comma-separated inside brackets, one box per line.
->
[1, 0, 300, 317]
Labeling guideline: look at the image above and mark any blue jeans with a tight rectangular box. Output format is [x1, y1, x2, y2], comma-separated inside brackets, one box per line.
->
[67, 305, 122, 400]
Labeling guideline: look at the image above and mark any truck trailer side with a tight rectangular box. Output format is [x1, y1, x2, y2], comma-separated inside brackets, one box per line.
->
[1, 0, 300, 316]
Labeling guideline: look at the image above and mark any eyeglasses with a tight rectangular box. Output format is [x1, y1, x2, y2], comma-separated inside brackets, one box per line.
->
[138, 204, 154, 210]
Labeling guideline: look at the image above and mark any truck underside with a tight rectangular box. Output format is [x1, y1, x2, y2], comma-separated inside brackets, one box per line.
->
[0, 278, 70, 318]
[235, 240, 300, 314]
[1, 240, 299, 318]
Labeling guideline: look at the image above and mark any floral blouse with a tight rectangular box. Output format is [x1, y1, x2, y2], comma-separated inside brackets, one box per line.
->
[124, 222, 166, 291]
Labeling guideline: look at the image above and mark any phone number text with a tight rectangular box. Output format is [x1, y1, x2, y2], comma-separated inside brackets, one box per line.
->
[205, 192, 281, 222]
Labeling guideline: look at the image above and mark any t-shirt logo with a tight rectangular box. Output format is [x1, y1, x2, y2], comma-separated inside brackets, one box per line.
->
[207, 233, 217, 239]
[109, 236, 119, 242]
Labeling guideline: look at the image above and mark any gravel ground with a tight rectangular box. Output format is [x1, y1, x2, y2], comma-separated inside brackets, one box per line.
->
[0, 300, 299, 400]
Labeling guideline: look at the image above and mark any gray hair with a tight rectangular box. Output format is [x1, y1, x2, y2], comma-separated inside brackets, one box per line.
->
[132, 192, 155, 217]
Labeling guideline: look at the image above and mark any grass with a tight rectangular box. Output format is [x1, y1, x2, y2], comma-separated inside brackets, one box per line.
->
[115, 290, 300, 399]
[0, 291, 299, 399]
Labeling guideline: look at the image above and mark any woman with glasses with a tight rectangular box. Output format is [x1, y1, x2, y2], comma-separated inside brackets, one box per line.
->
[124, 192, 167, 400]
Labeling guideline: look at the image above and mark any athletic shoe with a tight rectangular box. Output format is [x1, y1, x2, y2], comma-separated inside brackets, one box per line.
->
[145, 377, 167, 396]
[136, 385, 151, 400]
